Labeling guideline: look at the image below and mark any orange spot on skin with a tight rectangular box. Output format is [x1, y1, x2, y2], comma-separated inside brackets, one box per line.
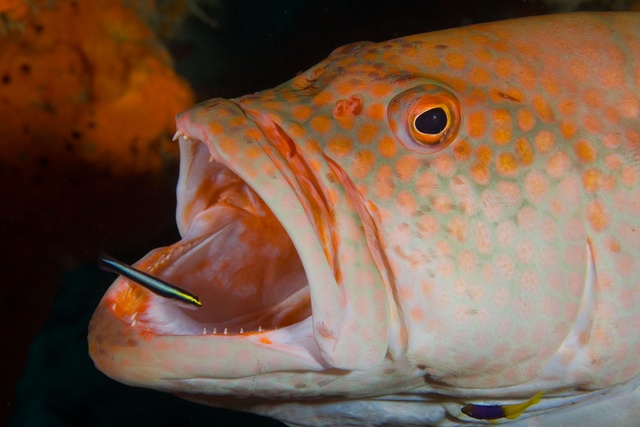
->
[525, 171, 549, 203]
[517, 109, 536, 132]
[583, 88, 603, 107]
[561, 121, 577, 139]
[432, 193, 454, 214]
[230, 116, 247, 127]
[475, 145, 493, 165]
[395, 155, 420, 181]
[621, 167, 638, 188]
[546, 151, 571, 178]
[542, 72, 561, 96]
[310, 115, 332, 134]
[605, 106, 622, 126]
[292, 105, 313, 121]
[605, 153, 623, 171]
[219, 136, 240, 155]
[569, 59, 589, 83]
[603, 133, 621, 149]
[259, 337, 272, 345]
[608, 238, 621, 253]
[357, 122, 379, 144]
[582, 169, 603, 192]
[417, 215, 439, 237]
[559, 99, 577, 116]
[471, 164, 490, 185]
[352, 150, 375, 179]
[602, 175, 617, 191]
[312, 91, 334, 106]
[446, 52, 467, 70]
[434, 154, 456, 177]
[378, 135, 397, 158]
[575, 140, 597, 163]
[469, 67, 491, 85]
[518, 65, 537, 90]
[374, 165, 395, 199]
[515, 138, 534, 166]
[335, 78, 363, 95]
[368, 82, 393, 98]
[245, 144, 263, 160]
[583, 113, 602, 134]
[453, 139, 472, 161]
[411, 307, 425, 322]
[366, 102, 386, 120]
[397, 191, 417, 215]
[494, 57, 515, 78]
[534, 130, 556, 153]
[496, 152, 518, 176]
[492, 109, 513, 145]
[588, 200, 610, 232]
[327, 135, 352, 157]
[533, 96, 554, 122]
[416, 170, 438, 197]
[467, 111, 486, 137]
[620, 93, 640, 119]
[289, 123, 307, 139]
[208, 122, 224, 135]
[447, 216, 469, 243]
[466, 88, 487, 107]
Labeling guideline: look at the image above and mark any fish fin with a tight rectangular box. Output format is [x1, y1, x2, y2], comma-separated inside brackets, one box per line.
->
[503, 391, 544, 420]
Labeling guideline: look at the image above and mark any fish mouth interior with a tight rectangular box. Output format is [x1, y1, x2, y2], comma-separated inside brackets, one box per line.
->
[141, 139, 311, 335]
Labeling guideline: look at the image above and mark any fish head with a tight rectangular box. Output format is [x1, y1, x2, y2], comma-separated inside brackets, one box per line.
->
[89, 13, 640, 422]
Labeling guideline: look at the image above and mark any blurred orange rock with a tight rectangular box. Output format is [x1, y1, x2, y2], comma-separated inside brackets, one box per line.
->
[0, 0, 195, 175]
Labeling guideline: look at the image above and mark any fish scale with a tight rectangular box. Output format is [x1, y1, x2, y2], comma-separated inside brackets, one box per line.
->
[89, 12, 640, 426]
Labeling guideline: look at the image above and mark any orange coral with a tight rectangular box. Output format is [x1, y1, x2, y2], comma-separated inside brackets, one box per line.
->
[0, 0, 194, 175]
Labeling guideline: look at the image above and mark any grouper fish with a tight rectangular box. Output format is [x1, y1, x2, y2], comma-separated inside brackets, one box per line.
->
[88, 13, 640, 426]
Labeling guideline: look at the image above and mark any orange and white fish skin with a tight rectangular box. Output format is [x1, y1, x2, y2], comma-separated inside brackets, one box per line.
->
[88, 12, 640, 426]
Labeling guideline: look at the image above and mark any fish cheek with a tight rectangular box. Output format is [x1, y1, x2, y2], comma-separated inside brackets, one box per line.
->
[387, 84, 461, 153]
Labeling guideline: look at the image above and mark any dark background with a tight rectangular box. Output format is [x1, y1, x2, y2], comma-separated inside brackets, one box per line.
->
[3, 0, 631, 425]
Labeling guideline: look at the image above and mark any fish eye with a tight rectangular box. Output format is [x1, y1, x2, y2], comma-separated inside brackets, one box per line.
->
[413, 107, 448, 136]
[388, 84, 460, 153]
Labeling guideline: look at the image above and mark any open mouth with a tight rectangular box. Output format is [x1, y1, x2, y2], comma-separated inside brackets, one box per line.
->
[94, 98, 390, 372]
[121, 136, 313, 336]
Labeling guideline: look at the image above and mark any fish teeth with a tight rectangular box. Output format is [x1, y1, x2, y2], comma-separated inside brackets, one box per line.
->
[172, 130, 184, 141]
[172, 130, 198, 143]
[200, 326, 269, 335]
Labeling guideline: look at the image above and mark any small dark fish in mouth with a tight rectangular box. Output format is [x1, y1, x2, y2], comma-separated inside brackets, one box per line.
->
[98, 253, 202, 308]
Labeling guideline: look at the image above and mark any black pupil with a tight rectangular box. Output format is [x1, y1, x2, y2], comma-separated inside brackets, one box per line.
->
[414, 107, 447, 135]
